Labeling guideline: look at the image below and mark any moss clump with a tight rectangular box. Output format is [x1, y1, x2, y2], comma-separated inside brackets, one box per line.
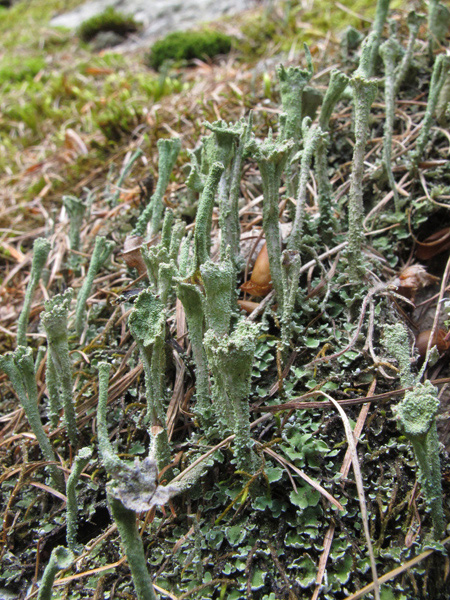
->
[239, 11, 282, 59]
[96, 101, 143, 142]
[147, 29, 233, 71]
[77, 7, 141, 43]
[0, 56, 46, 85]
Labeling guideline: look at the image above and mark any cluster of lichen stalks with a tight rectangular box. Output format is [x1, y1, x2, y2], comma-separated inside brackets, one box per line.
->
[1, 0, 450, 597]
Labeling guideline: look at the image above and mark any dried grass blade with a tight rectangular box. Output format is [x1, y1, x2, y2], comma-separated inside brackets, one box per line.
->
[319, 391, 380, 600]
[260, 443, 297, 493]
[311, 380, 376, 600]
[29, 481, 67, 502]
[167, 353, 186, 440]
[343, 535, 450, 600]
[171, 415, 273, 484]
[311, 523, 336, 600]
[263, 447, 344, 511]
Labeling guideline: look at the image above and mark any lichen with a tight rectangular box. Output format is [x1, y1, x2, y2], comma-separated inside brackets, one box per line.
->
[245, 132, 294, 310]
[16, 237, 51, 348]
[204, 319, 260, 472]
[0, 346, 64, 492]
[382, 323, 415, 388]
[346, 52, 377, 281]
[394, 381, 444, 538]
[74, 236, 114, 337]
[37, 546, 74, 600]
[383, 324, 445, 539]
[42, 288, 78, 449]
[66, 447, 92, 552]
[128, 290, 170, 470]
[134, 137, 181, 238]
[200, 254, 234, 336]
[193, 161, 224, 270]
[277, 48, 314, 144]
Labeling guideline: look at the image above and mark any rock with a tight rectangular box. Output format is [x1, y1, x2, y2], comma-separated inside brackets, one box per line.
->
[51, 0, 258, 50]
[91, 30, 126, 50]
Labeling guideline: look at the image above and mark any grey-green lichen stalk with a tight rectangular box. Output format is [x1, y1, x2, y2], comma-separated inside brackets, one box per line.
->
[0, 346, 64, 492]
[382, 323, 415, 388]
[108, 497, 159, 600]
[379, 12, 425, 212]
[42, 289, 78, 449]
[365, 0, 391, 77]
[74, 235, 114, 338]
[66, 446, 93, 552]
[205, 117, 252, 267]
[288, 116, 319, 251]
[62, 195, 88, 270]
[393, 11, 426, 98]
[428, 0, 450, 54]
[141, 208, 185, 305]
[97, 362, 203, 600]
[347, 34, 377, 282]
[286, 68, 349, 248]
[379, 34, 403, 213]
[395, 381, 444, 539]
[16, 237, 51, 348]
[193, 161, 225, 270]
[128, 290, 171, 471]
[110, 148, 143, 206]
[409, 53, 450, 170]
[383, 323, 445, 539]
[204, 320, 260, 473]
[176, 280, 211, 425]
[37, 546, 74, 600]
[97, 362, 158, 600]
[200, 254, 234, 336]
[277, 46, 314, 145]
[134, 137, 181, 238]
[246, 133, 294, 311]
[316, 69, 350, 239]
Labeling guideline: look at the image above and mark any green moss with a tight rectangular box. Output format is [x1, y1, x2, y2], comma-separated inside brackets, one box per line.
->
[0, 0, 84, 48]
[77, 6, 141, 43]
[0, 55, 46, 84]
[147, 29, 233, 71]
[96, 100, 143, 142]
[238, 0, 403, 61]
[239, 12, 279, 59]
[300, 0, 402, 37]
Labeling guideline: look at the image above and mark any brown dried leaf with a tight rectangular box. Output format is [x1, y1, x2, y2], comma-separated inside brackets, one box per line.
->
[392, 264, 438, 301]
[122, 235, 146, 276]
[415, 329, 450, 359]
[240, 242, 272, 297]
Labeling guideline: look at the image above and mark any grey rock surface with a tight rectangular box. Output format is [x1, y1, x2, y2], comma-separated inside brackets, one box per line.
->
[51, 0, 258, 49]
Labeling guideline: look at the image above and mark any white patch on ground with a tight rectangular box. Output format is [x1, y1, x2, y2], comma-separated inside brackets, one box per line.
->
[51, 0, 258, 49]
